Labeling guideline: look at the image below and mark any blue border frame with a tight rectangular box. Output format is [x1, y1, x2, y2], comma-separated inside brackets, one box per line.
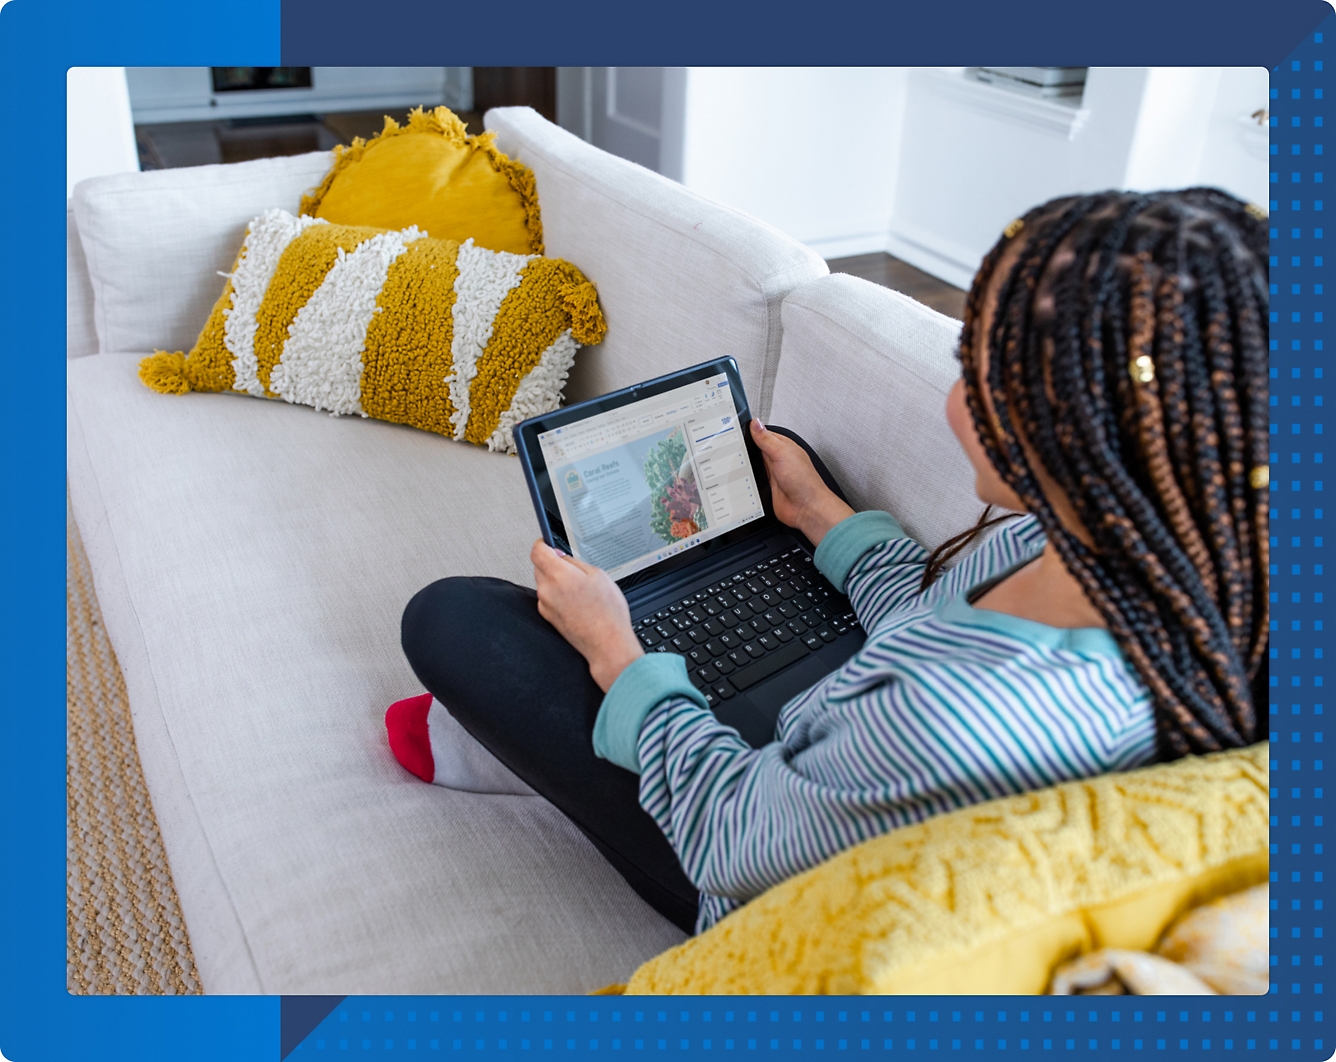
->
[0, 1, 1326, 1059]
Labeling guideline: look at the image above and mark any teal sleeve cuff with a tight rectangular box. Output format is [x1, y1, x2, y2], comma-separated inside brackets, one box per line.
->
[813, 510, 907, 590]
[592, 652, 709, 773]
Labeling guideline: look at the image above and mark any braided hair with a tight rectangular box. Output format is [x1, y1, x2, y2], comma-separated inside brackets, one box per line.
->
[947, 189, 1269, 760]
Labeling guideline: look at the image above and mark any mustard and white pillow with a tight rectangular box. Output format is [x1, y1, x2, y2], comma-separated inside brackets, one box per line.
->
[138, 209, 606, 453]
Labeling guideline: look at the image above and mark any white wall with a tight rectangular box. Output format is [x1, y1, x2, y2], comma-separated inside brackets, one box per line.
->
[559, 67, 1270, 285]
[678, 68, 909, 259]
[557, 67, 909, 259]
[67, 67, 139, 198]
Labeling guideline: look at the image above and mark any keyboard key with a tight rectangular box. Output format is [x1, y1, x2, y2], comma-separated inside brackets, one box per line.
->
[728, 606, 749, 625]
[787, 618, 808, 635]
[672, 635, 692, 652]
[727, 649, 749, 667]
[773, 626, 794, 643]
[688, 628, 710, 644]
[802, 633, 821, 650]
[714, 657, 736, 675]
[816, 626, 837, 643]
[705, 638, 727, 658]
[731, 573, 744, 583]
[777, 584, 796, 600]
[686, 607, 707, 625]
[733, 586, 753, 601]
[729, 639, 810, 691]
[669, 603, 684, 613]
[713, 682, 735, 700]
[748, 617, 769, 635]
[744, 641, 766, 659]
[655, 609, 670, 620]
[642, 631, 662, 647]
[672, 615, 692, 631]
[704, 689, 719, 708]
[655, 623, 675, 638]
[687, 647, 710, 665]
[695, 665, 721, 685]
[759, 590, 782, 608]
[703, 618, 725, 637]
[703, 601, 721, 616]
[719, 631, 741, 650]
[800, 609, 823, 627]
[777, 602, 799, 619]
[763, 609, 784, 628]
[758, 634, 781, 652]
[654, 644, 673, 653]
[715, 591, 737, 608]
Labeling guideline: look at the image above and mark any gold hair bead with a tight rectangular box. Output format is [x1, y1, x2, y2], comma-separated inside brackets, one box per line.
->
[1129, 355, 1155, 384]
[1249, 465, 1270, 489]
[1244, 203, 1267, 221]
[1003, 218, 1025, 239]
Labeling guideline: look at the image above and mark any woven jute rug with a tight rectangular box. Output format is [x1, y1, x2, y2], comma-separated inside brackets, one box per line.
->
[67, 497, 202, 994]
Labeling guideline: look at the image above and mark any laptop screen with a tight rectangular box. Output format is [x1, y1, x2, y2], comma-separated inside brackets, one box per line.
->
[535, 371, 766, 581]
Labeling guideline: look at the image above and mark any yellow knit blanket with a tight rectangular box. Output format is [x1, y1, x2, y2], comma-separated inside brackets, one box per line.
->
[618, 743, 1267, 995]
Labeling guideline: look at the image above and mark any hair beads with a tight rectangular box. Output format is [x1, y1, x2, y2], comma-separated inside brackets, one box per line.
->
[953, 190, 1269, 759]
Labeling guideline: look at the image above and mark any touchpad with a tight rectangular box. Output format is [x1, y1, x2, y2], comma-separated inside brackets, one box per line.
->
[746, 652, 834, 725]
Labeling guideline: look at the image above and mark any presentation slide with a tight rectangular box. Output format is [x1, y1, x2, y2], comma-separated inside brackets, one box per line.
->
[550, 425, 710, 572]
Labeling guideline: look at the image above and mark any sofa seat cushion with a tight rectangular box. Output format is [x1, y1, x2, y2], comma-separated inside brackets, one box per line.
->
[67, 353, 686, 993]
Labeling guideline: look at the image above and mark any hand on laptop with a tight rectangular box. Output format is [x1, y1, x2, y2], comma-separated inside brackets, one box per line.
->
[750, 421, 854, 548]
[532, 540, 645, 692]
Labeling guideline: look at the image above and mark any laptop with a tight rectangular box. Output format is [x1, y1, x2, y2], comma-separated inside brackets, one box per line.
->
[514, 357, 865, 748]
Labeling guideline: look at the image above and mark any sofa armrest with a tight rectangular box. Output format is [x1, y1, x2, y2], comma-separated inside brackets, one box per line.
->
[485, 107, 828, 418]
[768, 273, 983, 552]
[68, 200, 98, 358]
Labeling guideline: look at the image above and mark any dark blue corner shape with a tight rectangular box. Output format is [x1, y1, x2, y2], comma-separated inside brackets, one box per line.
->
[280, 0, 1328, 67]
[0, 0, 1324, 1060]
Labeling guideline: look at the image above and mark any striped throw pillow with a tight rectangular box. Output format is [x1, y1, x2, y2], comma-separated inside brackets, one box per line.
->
[137, 209, 606, 454]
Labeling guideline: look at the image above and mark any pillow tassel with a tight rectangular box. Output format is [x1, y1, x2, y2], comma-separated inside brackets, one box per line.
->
[137, 351, 193, 395]
[560, 281, 608, 346]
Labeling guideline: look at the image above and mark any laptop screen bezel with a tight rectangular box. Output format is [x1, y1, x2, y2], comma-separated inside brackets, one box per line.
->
[514, 357, 778, 591]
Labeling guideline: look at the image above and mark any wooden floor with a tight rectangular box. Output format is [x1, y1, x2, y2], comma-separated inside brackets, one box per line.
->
[826, 252, 966, 320]
[135, 115, 967, 319]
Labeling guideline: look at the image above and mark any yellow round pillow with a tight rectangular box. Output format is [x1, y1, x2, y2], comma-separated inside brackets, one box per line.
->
[299, 106, 543, 257]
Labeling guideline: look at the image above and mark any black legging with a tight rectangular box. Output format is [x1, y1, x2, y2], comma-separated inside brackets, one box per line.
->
[399, 427, 849, 934]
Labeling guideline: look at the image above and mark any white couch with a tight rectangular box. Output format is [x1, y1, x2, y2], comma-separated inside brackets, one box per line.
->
[66, 107, 982, 993]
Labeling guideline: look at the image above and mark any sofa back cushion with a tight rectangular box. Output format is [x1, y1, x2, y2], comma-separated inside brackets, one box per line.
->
[485, 107, 828, 418]
[72, 151, 335, 355]
[768, 273, 982, 552]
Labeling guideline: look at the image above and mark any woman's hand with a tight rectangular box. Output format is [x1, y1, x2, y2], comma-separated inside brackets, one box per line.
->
[531, 540, 644, 692]
[750, 421, 854, 547]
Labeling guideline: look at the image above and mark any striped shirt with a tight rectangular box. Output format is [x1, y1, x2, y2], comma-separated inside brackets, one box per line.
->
[592, 512, 1158, 934]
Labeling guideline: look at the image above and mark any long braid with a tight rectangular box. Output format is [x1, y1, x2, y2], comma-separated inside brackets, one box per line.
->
[956, 190, 1268, 759]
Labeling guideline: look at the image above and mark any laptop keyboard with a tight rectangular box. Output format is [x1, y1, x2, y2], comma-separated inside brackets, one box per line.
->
[632, 548, 861, 708]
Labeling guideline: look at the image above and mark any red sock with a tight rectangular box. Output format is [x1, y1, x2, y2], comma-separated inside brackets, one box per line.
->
[384, 693, 437, 783]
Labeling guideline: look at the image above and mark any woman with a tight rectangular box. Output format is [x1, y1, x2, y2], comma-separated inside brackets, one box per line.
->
[394, 188, 1269, 935]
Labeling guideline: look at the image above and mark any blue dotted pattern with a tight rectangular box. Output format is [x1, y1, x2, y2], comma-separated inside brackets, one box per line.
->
[287, 1001, 1325, 1059]
[287, 30, 1334, 1062]
[1269, 20, 1332, 1051]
